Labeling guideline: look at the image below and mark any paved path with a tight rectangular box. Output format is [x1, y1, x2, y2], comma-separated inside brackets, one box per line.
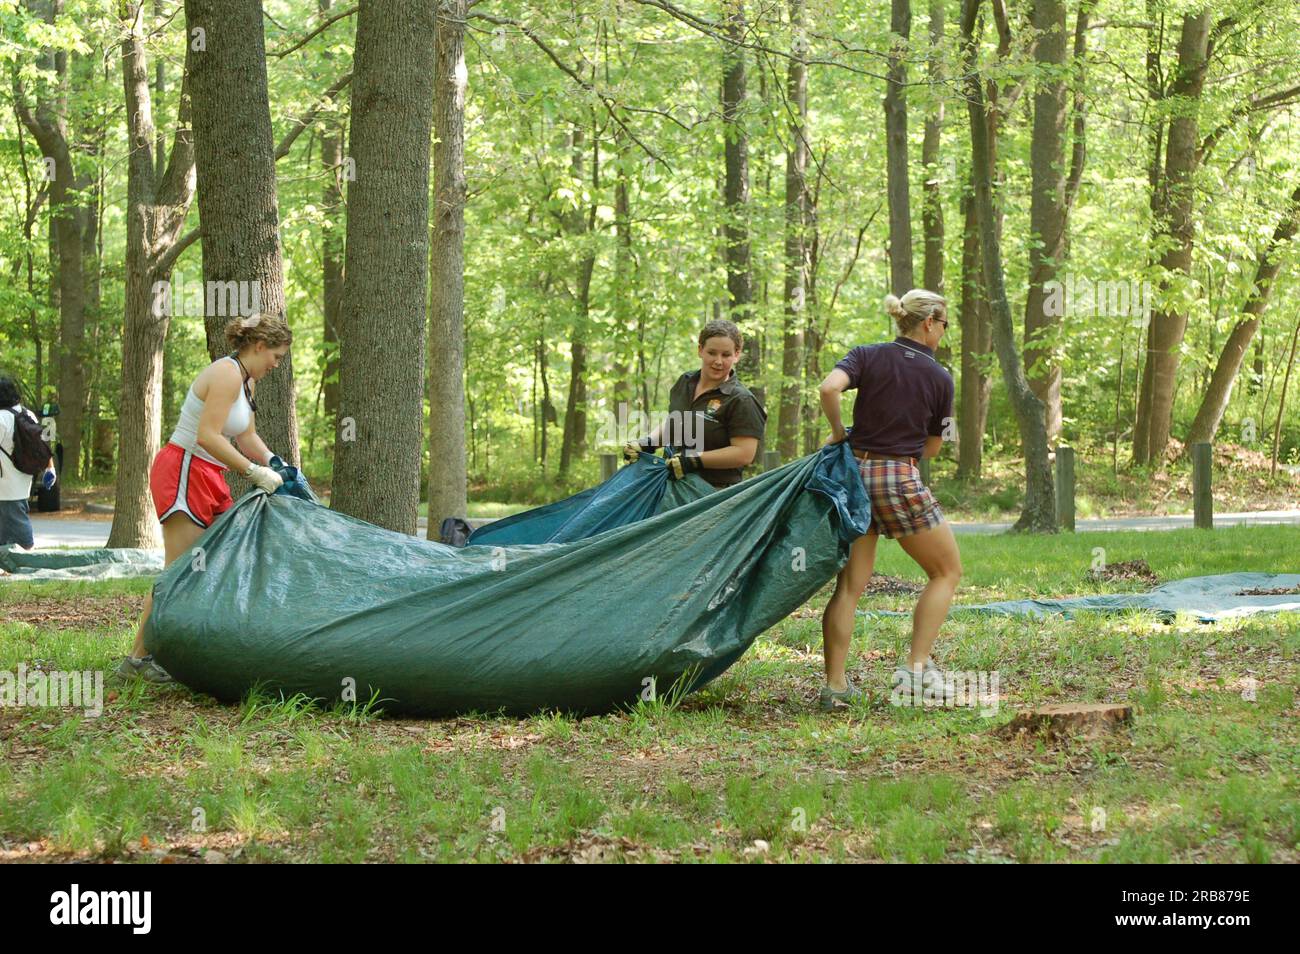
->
[26, 508, 1300, 548]
[949, 509, 1300, 535]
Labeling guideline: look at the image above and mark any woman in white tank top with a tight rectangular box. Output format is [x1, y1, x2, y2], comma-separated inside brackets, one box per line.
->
[119, 312, 294, 683]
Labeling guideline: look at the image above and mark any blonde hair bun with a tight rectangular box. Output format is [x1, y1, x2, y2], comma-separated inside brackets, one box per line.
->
[886, 289, 947, 334]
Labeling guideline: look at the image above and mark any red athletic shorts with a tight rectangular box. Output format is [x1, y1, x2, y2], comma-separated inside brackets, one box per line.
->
[150, 442, 233, 528]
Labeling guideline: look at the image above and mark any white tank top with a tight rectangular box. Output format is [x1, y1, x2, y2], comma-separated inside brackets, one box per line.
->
[168, 356, 254, 467]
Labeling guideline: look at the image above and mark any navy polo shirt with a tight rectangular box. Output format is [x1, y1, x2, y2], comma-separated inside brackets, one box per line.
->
[834, 338, 954, 458]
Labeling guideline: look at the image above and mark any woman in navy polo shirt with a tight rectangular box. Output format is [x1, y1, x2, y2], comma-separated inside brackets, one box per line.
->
[816, 290, 962, 711]
[624, 319, 767, 488]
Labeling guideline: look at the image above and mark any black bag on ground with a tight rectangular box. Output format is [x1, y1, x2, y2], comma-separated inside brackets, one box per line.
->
[439, 516, 473, 547]
[1, 405, 52, 477]
[36, 477, 61, 512]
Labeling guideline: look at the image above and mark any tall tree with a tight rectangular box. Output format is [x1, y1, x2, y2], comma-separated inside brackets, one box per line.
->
[955, 0, 1027, 479]
[778, 0, 808, 460]
[185, 0, 299, 467]
[332, 0, 436, 532]
[955, 189, 991, 479]
[427, 0, 468, 533]
[1023, 0, 1069, 443]
[884, 0, 914, 293]
[1132, 11, 1212, 465]
[1186, 180, 1300, 444]
[558, 122, 598, 476]
[962, 0, 1055, 531]
[920, 0, 946, 338]
[319, 0, 345, 428]
[721, 0, 754, 322]
[107, 3, 197, 548]
[14, 0, 89, 479]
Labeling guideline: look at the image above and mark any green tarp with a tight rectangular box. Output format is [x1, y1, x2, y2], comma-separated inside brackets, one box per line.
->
[0, 546, 162, 581]
[144, 442, 871, 716]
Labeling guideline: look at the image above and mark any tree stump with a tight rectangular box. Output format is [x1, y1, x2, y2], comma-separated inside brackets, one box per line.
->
[999, 703, 1133, 742]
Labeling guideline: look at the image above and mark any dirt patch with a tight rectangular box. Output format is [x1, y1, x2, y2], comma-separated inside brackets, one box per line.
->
[0, 594, 141, 630]
[864, 575, 923, 595]
[1238, 585, 1300, 596]
[1088, 559, 1158, 587]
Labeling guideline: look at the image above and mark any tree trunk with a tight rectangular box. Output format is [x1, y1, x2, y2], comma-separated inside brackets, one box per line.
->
[779, 0, 808, 460]
[108, 3, 196, 548]
[722, 1, 754, 321]
[1133, 11, 1212, 464]
[14, 0, 88, 479]
[186, 0, 299, 472]
[320, 0, 344, 427]
[1023, 0, 1068, 444]
[1186, 181, 1300, 444]
[921, 0, 946, 361]
[962, 0, 1055, 532]
[330, 0, 436, 532]
[426, 0, 468, 534]
[559, 125, 597, 476]
[884, 0, 914, 293]
[612, 131, 635, 419]
[956, 187, 991, 479]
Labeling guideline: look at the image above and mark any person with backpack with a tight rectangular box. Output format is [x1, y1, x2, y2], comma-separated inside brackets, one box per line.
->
[119, 313, 292, 683]
[0, 375, 57, 550]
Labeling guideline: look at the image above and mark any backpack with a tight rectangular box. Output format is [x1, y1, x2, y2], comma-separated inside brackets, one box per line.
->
[1, 405, 53, 477]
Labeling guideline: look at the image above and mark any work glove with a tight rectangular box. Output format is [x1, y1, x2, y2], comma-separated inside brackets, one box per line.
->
[624, 437, 658, 464]
[42, 467, 56, 490]
[244, 463, 284, 493]
[665, 451, 703, 480]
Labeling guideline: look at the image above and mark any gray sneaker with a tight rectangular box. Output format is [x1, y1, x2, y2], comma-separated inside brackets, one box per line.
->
[115, 654, 173, 684]
[890, 658, 950, 706]
[819, 678, 868, 712]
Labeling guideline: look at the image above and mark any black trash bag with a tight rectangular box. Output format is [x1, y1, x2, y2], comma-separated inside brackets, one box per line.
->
[439, 516, 472, 547]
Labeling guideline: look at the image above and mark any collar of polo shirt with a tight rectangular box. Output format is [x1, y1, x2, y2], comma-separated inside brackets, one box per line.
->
[690, 368, 739, 395]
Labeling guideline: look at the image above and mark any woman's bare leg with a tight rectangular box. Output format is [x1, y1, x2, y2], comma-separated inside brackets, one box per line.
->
[821, 532, 879, 690]
[129, 515, 206, 658]
[895, 521, 962, 667]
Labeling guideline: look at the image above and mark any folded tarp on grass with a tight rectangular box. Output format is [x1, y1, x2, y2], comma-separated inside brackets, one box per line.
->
[145, 442, 870, 717]
[950, 573, 1300, 622]
[861, 573, 1300, 623]
[0, 546, 162, 581]
[465, 452, 714, 547]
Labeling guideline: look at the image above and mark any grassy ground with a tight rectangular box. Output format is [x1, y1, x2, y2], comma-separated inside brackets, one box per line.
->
[1, 526, 1297, 863]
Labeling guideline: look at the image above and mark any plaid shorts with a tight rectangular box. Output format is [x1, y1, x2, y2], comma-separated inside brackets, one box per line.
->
[857, 458, 946, 539]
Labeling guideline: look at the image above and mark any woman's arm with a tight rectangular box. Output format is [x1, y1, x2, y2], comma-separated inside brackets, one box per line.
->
[195, 364, 259, 473]
[819, 368, 851, 443]
[233, 421, 274, 468]
[698, 436, 758, 470]
[921, 435, 943, 459]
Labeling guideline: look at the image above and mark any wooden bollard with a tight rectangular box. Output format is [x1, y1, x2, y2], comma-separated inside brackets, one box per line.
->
[600, 453, 617, 481]
[763, 450, 781, 472]
[1192, 442, 1213, 529]
[1055, 445, 1075, 532]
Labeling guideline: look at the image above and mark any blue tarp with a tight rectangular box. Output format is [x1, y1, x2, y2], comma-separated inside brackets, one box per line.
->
[466, 452, 715, 546]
